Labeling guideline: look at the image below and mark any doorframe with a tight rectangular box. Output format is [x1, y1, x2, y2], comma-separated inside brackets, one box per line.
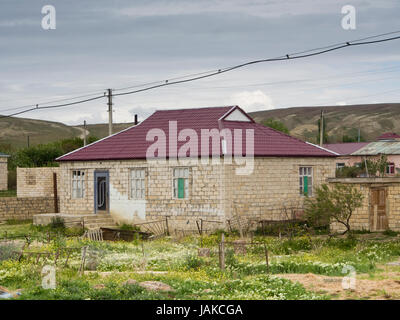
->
[94, 170, 110, 214]
[369, 187, 388, 231]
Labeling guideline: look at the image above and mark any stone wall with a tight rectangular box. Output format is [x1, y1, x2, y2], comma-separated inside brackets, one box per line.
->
[224, 157, 336, 222]
[58, 156, 336, 230]
[329, 178, 400, 232]
[17, 167, 60, 198]
[0, 197, 58, 222]
[0, 157, 8, 191]
[58, 159, 225, 231]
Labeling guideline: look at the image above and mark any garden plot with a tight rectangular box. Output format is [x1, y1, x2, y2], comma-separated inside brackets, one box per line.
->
[1, 224, 400, 300]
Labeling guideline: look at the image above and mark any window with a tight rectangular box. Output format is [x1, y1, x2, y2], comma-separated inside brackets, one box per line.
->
[130, 169, 146, 199]
[299, 167, 313, 196]
[386, 162, 395, 175]
[336, 163, 345, 169]
[173, 168, 189, 199]
[72, 170, 85, 198]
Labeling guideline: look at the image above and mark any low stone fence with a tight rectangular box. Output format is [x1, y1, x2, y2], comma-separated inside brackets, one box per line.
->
[0, 197, 58, 222]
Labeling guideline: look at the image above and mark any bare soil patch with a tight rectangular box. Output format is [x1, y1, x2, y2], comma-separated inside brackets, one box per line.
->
[275, 271, 400, 300]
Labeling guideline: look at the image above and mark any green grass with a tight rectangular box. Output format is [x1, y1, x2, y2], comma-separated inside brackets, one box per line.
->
[1, 225, 400, 300]
[0, 190, 16, 197]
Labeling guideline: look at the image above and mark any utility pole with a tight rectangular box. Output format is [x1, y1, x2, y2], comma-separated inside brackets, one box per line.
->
[27, 135, 30, 148]
[83, 120, 87, 146]
[107, 89, 113, 136]
[319, 110, 324, 146]
[358, 121, 361, 142]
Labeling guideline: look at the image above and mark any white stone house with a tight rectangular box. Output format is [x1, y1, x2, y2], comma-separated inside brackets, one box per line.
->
[56, 106, 337, 230]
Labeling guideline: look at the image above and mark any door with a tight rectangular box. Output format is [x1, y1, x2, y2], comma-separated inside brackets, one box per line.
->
[369, 188, 388, 231]
[94, 171, 109, 214]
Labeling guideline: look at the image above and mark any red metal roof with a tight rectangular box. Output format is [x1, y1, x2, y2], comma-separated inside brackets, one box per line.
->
[377, 132, 400, 140]
[323, 142, 369, 155]
[57, 106, 336, 161]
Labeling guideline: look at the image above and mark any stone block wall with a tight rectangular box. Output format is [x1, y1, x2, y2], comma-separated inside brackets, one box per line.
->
[329, 178, 400, 232]
[17, 167, 60, 198]
[58, 156, 336, 231]
[224, 157, 336, 223]
[0, 157, 8, 191]
[0, 197, 58, 222]
[58, 159, 226, 230]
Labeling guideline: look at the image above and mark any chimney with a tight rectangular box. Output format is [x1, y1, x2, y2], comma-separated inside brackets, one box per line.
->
[134, 114, 138, 125]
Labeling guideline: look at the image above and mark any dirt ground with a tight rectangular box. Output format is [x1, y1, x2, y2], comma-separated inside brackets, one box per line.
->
[275, 266, 400, 300]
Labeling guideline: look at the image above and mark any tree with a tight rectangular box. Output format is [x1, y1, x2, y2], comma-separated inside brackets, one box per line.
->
[263, 118, 289, 134]
[304, 183, 364, 236]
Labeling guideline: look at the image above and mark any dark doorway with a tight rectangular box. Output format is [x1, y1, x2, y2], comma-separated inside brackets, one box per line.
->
[94, 171, 109, 214]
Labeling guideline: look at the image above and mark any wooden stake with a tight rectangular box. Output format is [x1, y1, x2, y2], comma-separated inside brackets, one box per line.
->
[80, 246, 87, 275]
[219, 233, 225, 271]
[264, 242, 269, 273]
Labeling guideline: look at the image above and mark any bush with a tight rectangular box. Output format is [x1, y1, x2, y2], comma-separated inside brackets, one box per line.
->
[0, 243, 21, 262]
[182, 254, 204, 270]
[383, 230, 398, 237]
[49, 217, 66, 231]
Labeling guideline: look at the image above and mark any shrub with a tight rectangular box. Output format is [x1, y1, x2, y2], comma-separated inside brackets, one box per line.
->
[49, 217, 66, 231]
[0, 243, 21, 262]
[383, 230, 398, 237]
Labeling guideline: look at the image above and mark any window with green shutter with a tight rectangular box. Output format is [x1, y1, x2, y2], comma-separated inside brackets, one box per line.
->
[173, 168, 189, 199]
[299, 167, 313, 196]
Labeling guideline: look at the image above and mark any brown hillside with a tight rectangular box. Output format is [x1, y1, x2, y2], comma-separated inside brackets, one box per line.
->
[249, 103, 400, 143]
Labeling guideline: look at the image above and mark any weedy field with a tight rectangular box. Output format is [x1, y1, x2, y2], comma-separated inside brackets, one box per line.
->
[1, 222, 400, 300]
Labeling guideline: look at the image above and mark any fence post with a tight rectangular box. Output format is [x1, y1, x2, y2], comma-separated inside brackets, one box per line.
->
[80, 246, 88, 275]
[264, 242, 269, 273]
[165, 216, 170, 236]
[219, 233, 225, 271]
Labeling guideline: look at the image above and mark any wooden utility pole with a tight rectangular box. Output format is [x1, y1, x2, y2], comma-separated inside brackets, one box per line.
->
[83, 120, 87, 146]
[27, 135, 30, 148]
[319, 110, 324, 146]
[107, 89, 113, 136]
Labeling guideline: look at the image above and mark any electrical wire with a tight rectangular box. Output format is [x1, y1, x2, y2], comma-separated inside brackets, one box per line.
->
[1, 31, 400, 119]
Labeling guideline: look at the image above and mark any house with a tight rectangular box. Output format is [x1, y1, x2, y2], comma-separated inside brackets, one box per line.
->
[351, 141, 400, 176]
[377, 132, 400, 141]
[323, 142, 368, 169]
[0, 153, 9, 191]
[56, 106, 336, 230]
[324, 132, 400, 175]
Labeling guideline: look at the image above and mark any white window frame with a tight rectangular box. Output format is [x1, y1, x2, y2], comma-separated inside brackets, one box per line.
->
[299, 166, 313, 196]
[386, 162, 395, 175]
[130, 168, 146, 200]
[336, 163, 345, 169]
[172, 167, 190, 199]
[71, 170, 85, 199]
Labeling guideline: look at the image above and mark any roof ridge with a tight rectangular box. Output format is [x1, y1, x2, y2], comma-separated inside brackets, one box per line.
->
[154, 105, 235, 112]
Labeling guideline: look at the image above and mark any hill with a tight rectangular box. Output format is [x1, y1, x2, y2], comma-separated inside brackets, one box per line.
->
[1, 102, 400, 149]
[0, 115, 133, 149]
[249, 103, 400, 143]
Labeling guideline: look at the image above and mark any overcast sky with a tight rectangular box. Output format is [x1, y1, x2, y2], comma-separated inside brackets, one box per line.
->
[0, 0, 399, 125]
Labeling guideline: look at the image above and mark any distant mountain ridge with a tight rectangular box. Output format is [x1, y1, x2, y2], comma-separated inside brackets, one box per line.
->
[1, 102, 399, 148]
[249, 103, 400, 143]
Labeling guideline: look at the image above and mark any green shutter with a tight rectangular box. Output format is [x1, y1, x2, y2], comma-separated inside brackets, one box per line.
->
[178, 178, 185, 198]
[303, 176, 308, 196]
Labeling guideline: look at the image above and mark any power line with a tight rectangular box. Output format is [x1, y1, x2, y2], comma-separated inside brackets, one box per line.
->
[1, 31, 400, 119]
[112, 34, 400, 97]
